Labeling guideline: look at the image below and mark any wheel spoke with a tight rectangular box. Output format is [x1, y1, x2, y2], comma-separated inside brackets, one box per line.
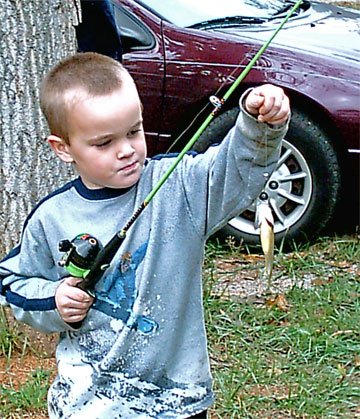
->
[279, 171, 308, 182]
[276, 148, 292, 169]
[270, 198, 285, 225]
[277, 188, 306, 205]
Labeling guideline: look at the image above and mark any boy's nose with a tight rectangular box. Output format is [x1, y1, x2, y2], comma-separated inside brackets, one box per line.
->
[116, 141, 134, 159]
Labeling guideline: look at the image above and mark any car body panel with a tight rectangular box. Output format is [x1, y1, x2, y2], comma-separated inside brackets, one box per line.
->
[117, 1, 165, 155]
[116, 0, 360, 155]
[108, 0, 359, 244]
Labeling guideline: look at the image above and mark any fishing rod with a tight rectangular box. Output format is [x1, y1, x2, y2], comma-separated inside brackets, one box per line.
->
[59, 0, 304, 295]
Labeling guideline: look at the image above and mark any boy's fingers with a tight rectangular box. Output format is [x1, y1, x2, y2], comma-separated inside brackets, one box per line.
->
[61, 277, 93, 302]
[63, 310, 88, 323]
[55, 278, 94, 323]
[248, 84, 287, 117]
[246, 91, 264, 113]
[258, 94, 290, 124]
[57, 294, 92, 310]
[259, 91, 283, 114]
[63, 276, 83, 287]
[56, 296, 92, 322]
[63, 305, 90, 316]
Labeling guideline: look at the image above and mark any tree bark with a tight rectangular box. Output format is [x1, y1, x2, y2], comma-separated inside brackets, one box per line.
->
[0, 0, 81, 256]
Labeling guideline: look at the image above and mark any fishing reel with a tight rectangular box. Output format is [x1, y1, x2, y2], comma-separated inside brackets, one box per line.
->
[58, 233, 103, 280]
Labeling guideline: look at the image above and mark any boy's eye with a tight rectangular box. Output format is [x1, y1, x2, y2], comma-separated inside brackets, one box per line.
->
[129, 127, 142, 137]
[95, 140, 111, 148]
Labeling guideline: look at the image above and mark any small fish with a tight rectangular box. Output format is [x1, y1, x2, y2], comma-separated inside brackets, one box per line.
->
[256, 200, 275, 283]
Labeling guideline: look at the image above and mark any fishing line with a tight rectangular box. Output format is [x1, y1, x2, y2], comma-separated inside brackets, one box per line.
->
[165, 53, 252, 153]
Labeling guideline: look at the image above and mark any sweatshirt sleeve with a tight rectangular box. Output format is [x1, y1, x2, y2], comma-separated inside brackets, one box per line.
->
[180, 89, 288, 238]
[0, 214, 77, 333]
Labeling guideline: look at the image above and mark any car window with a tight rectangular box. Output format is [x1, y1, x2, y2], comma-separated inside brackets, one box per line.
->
[112, 4, 154, 53]
[138, 0, 287, 27]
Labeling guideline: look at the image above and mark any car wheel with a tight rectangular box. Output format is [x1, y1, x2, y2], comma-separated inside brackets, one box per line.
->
[193, 107, 342, 248]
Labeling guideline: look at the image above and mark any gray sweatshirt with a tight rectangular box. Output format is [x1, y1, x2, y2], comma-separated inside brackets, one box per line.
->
[0, 101, 287, 418]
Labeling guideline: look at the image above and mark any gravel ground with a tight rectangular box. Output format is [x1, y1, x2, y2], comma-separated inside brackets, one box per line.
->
[210, 255, 359, 301]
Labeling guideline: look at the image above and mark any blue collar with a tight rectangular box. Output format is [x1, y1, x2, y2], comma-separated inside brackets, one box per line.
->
[73, 177, 133, 200]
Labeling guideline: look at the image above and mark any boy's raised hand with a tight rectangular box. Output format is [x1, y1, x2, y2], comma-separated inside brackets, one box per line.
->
[245, 84, 290, 126]
[55, 277, 94, 323]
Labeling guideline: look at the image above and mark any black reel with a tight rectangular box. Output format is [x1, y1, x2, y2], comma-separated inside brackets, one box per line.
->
[58, 233, 103, 278]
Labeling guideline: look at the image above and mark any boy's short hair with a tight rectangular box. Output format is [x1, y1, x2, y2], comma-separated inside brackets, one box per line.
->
[40, 52, 129, 143]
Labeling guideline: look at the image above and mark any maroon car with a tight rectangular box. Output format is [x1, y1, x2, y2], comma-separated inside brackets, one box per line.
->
[83, 0, 360, 247]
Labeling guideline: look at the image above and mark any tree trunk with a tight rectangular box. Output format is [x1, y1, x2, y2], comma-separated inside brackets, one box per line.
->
[0, 0, 81, 256]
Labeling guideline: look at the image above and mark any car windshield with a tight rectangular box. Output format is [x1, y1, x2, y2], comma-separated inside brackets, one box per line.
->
[137, 0, 301, 27]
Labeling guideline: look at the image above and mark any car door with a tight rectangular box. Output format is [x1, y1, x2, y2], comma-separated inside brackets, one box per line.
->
[112, 0, 166, 156]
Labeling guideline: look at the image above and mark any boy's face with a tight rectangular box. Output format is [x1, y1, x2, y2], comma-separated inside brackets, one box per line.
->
[49, 76, 147, 190]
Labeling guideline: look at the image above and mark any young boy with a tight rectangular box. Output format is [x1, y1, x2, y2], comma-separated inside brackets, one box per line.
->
[0, 52, 290, 418]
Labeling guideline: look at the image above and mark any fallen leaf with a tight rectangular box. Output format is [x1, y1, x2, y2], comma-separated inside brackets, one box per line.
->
[266, 294, 290, 312]
[312, 277, 334, 286]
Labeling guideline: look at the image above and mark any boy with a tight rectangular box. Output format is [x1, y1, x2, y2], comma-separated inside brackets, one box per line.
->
[0, 52, 290, 418]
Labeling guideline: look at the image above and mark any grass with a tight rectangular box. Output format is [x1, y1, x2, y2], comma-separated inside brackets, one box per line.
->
[205, 234, 360, 418]
[0, 369, 51, 417]
[0, 233, 359, 418]
[0, 306, 31, 360]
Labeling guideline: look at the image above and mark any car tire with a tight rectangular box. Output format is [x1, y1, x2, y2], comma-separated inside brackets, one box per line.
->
[193, 107, 342, 248]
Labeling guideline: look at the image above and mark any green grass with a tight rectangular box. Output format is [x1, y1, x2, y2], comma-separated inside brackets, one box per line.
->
[0, 306, 30, 360]
[205, 234, 360, 418]
[0, 369, 51, 416]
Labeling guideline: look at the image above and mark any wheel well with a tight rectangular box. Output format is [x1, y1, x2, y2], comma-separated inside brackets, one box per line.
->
[231, 87, 350, 172]
[282, 92, 356, 232]
[286, 91, 348, 163]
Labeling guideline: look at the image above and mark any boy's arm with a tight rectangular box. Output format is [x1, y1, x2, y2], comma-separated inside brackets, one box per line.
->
[180, 84, 290, 237]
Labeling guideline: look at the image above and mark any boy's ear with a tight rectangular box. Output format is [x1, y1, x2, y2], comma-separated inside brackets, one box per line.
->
[47, 135, 74, 163]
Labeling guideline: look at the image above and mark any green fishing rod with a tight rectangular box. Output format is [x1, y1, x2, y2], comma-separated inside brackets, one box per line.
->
[59, 0, 303, 295]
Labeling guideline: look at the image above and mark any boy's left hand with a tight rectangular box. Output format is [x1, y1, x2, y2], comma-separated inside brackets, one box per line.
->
[245, 84, 290, 126]
[55, 276, 94, 324]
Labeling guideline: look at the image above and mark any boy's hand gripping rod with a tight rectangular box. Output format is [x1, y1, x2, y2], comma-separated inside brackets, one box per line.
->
[59, 0, 303, 296]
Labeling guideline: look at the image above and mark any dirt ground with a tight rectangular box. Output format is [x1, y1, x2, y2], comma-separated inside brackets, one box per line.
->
[0, 353, 56, 392]
[0, 324, 56, 418]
